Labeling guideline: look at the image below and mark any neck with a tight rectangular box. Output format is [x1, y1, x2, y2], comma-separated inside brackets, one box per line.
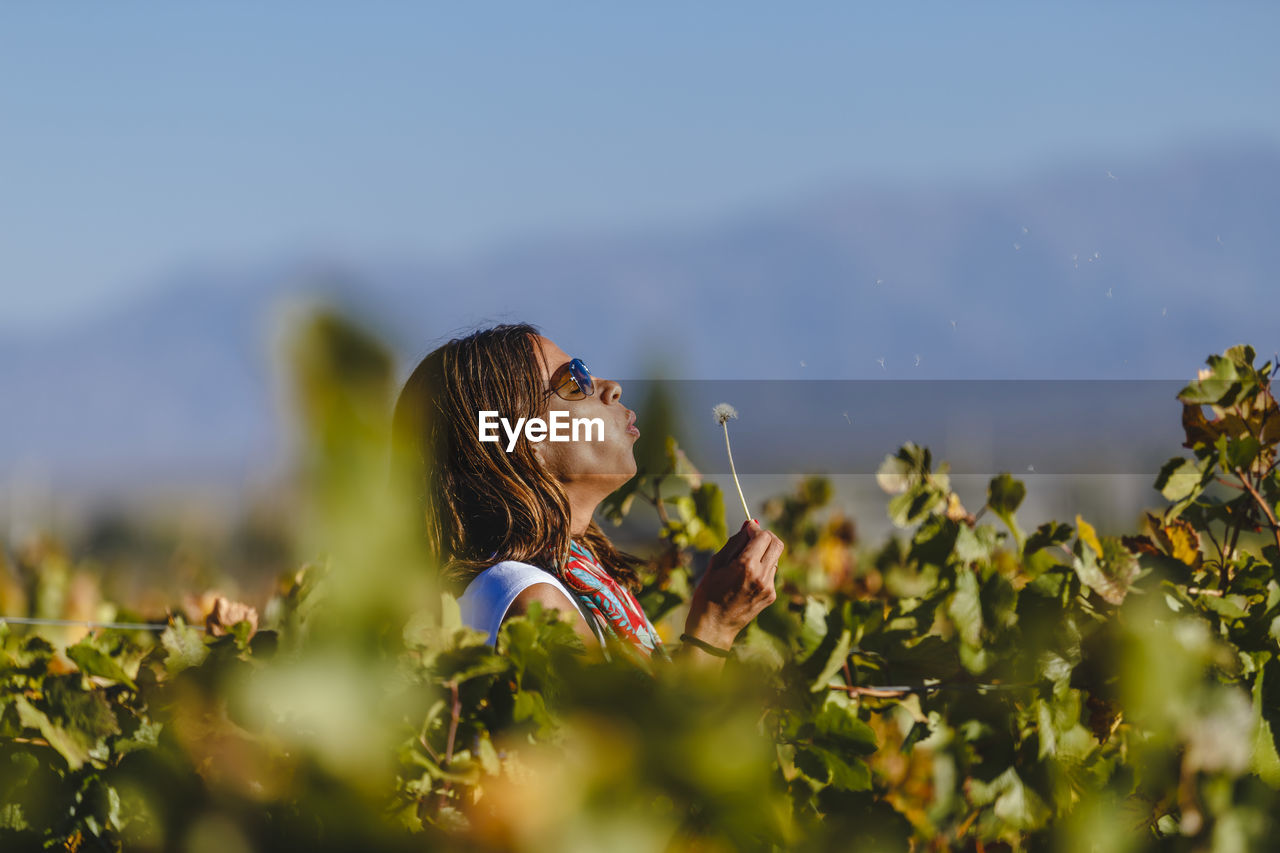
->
[564, 484, 607, 538]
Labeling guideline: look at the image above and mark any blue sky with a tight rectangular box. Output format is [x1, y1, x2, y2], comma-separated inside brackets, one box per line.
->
[3, 2, 1278, 333]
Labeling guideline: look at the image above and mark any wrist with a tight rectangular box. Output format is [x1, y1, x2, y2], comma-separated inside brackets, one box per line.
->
[679, 632, 733, 658]
[682, 614, 738, 649]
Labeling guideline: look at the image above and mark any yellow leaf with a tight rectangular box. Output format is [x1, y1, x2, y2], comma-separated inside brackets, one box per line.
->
[945, 492, 971, 522]
[1161, 520, 1203, 567]
[1076, 515, 1102, 556]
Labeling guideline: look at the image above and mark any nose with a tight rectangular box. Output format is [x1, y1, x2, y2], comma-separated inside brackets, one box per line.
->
[598, 377, 622, 404]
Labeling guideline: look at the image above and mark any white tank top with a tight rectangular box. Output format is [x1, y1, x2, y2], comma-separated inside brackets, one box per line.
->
[457, 560, 607, 649]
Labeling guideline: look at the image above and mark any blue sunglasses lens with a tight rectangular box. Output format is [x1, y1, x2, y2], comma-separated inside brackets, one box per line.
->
[567, 359, 593, 397]
[548, 358, 594, 400]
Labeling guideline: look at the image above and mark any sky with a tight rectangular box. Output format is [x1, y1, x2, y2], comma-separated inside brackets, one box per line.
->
[3, 1, 1279, 334]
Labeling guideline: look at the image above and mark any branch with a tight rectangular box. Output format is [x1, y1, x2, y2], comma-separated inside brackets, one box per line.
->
[434, 680, 462, 814]
[1235, 466, 1280, 553]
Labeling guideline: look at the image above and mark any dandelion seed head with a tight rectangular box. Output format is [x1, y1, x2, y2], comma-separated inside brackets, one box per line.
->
[713, 403, 739, 425]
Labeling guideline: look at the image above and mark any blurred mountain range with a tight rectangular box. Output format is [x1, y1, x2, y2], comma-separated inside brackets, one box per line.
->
[2, 139, 1277, 510]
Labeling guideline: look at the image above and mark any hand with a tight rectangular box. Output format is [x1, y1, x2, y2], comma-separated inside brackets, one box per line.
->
[684, 519, 785, 647]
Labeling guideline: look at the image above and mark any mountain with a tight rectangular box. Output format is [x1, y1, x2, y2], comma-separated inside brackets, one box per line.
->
[1, 139, 1276, 516]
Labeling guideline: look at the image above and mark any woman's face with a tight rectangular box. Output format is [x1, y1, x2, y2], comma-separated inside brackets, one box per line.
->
[530, 335, 639, 491]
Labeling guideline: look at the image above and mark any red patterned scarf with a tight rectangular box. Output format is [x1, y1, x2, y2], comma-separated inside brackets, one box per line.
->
[559, 539, 671, 672]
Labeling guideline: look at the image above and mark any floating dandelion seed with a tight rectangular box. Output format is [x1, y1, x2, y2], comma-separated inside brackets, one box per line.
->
[1162, 307, 1168, 317]
[1094, 251, 1101, 260]
[1027, 464, 1035, 472]
[1106, 287, 1113, 298]
[876, 356, 886, 370]
[1216, 235, 1224, 247]
[799, 360, 806, 368]
[914, 354, 922, 367]
[949, 319, 957, 330]
[875, 278, 884, 286]
[842, 411, 852, 425]
[1106, 170, 1118, 181]
[1022, 226, 1029, 234]
[1013, 242, 1021, 251]
[713, 404, 751, 523]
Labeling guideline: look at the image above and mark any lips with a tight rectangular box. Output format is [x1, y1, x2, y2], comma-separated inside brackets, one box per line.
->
[625, 410, 639, 437]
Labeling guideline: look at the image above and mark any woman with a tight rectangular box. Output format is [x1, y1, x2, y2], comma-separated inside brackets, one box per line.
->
[389, 322, 783, 673]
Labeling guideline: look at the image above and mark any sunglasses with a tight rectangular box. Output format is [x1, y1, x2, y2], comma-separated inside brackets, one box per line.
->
[542, 357, 595, 402]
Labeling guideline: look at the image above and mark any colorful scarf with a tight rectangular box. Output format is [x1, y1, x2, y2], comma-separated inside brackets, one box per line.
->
[560, 539, 671, 672]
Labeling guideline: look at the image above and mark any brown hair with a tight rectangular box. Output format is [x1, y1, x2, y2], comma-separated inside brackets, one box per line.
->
[389, 322, 644, 598]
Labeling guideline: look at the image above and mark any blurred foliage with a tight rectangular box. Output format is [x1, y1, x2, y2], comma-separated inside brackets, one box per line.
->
[3, 314, 1280, 851]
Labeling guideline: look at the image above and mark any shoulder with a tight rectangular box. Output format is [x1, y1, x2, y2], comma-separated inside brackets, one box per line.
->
[461, 560, 562, 600]
[505, 573, 603, 650]
[457, 560, 603, 650]
[508, 580, 580, 616]
[456, 560, 577, 643]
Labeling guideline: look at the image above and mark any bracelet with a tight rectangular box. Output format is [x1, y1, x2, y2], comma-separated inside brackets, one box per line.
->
[679, 632, 733, 658]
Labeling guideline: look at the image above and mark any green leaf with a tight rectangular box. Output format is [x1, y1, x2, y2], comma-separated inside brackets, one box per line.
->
[512, 690, 556, 737]
[1154, 456, 1207, 502]
[1225, 436, 1262, 471]
[808, 627, 852, 692]
[948, 568, 983, 648]
[67, 641, 138, 690]
[690, 482, 727, 548]
[13, 680, 119, 773]
[887, 485, 944, 529]
[954, 523, 992, 563]
[810, 701, 878, 754]
[876, 453, 914, 495]
[433, 643, 511, 684]
[160, 621, 209, 675]
[1255, 657, 1280, 787]
[601, 474, 644, 525]
[987, 473, 1026, 517]
[476, 730, 501, 776]
[1024, 521, 1072, 558]
[794, 746, 872, 791]
[15, 696, 92, 770]
[966, 766, 1052, 830]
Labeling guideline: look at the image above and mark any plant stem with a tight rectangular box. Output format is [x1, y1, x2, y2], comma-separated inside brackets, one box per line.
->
[723, 423, 751, 523]
[436, 680, 461, 813]
[1235, 466, 1280, 554]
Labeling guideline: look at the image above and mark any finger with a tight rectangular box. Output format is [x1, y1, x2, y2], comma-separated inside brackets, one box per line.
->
[759, 534, 784, 574]
[715, 520, 754, 564]
[738, 522, 774, 566]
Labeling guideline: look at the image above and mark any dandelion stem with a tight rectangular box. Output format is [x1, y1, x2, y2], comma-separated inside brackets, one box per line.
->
[723, 422, 751, 523]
